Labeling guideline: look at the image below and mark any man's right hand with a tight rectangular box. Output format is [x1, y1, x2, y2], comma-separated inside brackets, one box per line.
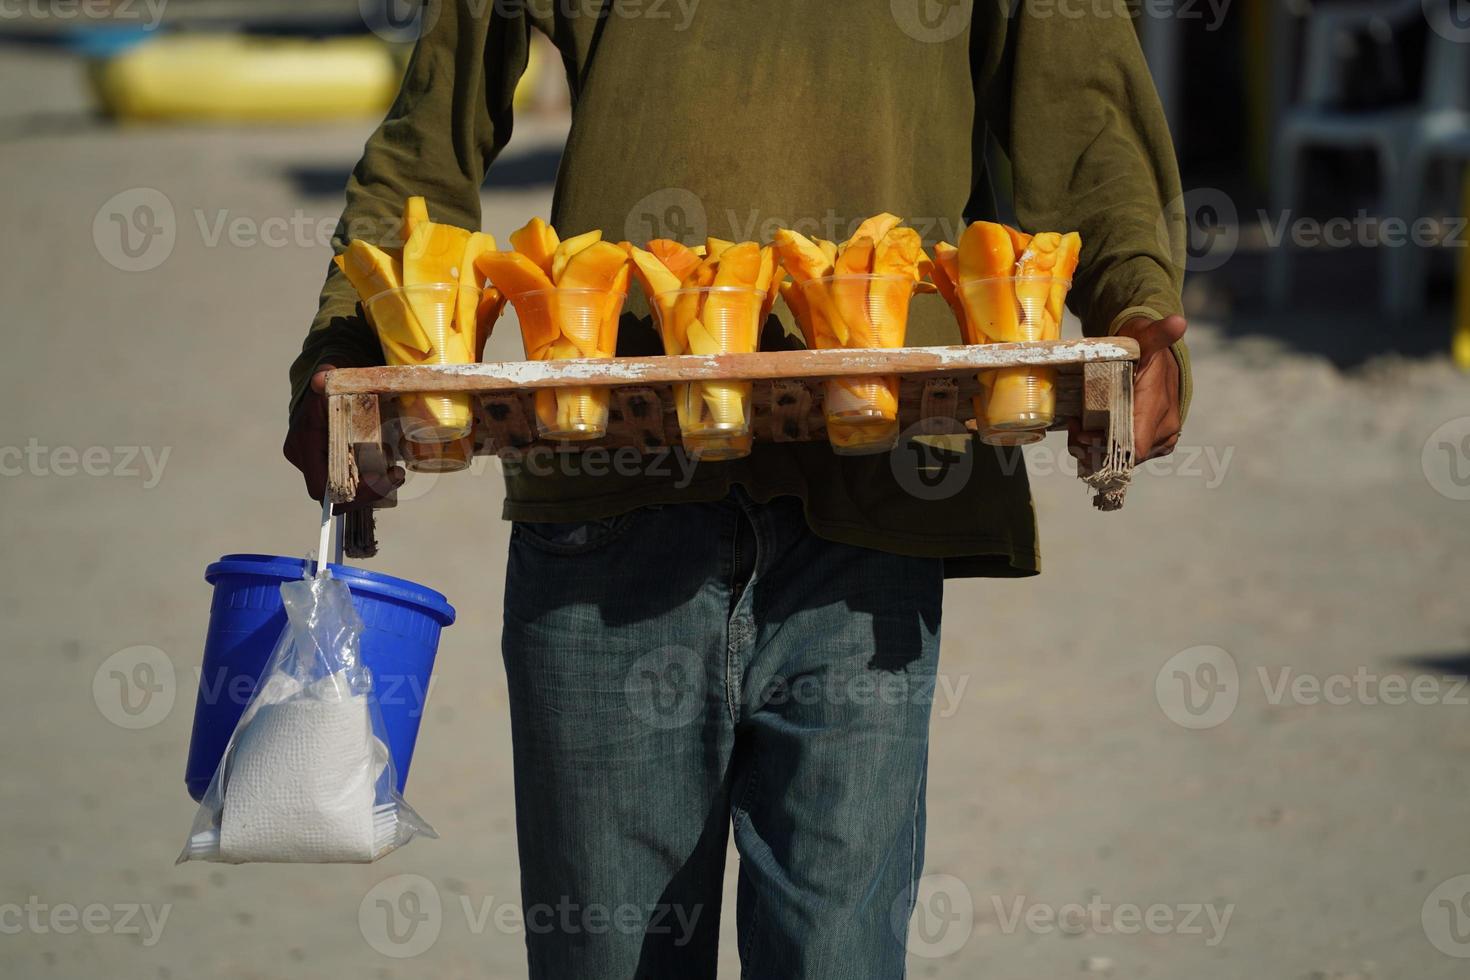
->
[282, 364, 403, 507]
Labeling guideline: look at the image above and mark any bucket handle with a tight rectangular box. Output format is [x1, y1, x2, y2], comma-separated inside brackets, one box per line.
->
[315, 497, 345, 577]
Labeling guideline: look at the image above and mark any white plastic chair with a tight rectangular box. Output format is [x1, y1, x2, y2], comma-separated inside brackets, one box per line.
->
[1268, 0, 1470, 314]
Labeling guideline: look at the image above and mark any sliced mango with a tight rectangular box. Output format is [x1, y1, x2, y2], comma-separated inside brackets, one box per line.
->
[626, 242, 682, 299]
[337, 240, 432, 353]
[958, 221, 1021, 343]
[847, 212, 903, 248]
[648, 239, 703, 285]
[456, 231, 497, 339]
[550, 229, 603, 283]
[509, 216, 559, 276]
[403, 196, 430, 243]
[403, 222, 471, 338]
[773, 228, 835, 283]
[1046, 231, 1081, 326]
[476, 250, 557, 358]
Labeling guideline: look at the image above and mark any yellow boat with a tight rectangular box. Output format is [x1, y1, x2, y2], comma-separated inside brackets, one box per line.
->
[92, 34, 403, 122]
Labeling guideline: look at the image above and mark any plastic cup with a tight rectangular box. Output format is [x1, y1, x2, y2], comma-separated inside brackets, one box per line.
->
[957, 276, 1070, 440]
[508, 287, 625, 441]
[796, 275, 915, 456]
[400, 432, 473, 473]
[651, 286, 763, 460]
[364, 283, 481, 444]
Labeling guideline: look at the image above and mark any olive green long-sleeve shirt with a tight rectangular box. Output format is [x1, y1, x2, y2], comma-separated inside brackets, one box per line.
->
[292, 0, 1192, 578]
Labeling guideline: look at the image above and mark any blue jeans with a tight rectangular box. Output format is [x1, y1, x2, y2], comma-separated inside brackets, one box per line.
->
[501, 489, 944, 979]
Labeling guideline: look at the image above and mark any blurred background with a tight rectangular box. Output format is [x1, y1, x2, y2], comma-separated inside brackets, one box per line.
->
[2, 1, 1469, 977]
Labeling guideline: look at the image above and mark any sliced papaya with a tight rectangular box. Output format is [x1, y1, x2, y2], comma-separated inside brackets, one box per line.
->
[704, 237, 735, 261]
[558, 240, 629, 357]
[509, 217, 559, 276]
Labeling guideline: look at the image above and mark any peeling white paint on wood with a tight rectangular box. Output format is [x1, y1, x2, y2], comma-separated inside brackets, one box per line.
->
[325, 339, 1140, 395]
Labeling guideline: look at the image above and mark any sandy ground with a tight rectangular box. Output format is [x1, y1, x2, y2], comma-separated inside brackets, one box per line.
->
[3, 40, 1470, 980]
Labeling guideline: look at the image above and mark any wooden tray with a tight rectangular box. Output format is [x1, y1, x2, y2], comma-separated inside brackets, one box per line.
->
[324, 338, 1139, 557]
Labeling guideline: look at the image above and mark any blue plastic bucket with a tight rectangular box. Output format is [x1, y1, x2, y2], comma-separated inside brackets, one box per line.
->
[184, 554, 456, 802]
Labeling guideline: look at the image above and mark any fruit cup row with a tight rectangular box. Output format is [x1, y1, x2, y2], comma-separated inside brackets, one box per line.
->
[337, 203, 1081, 459]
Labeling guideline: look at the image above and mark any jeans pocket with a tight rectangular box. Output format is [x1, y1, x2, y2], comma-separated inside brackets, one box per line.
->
[511, 508, 649, 556]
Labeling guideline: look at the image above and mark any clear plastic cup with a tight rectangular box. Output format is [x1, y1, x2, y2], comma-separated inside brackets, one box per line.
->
[364, 283, 481, 444]
[400, 432, 473, 473]
[650, 286, 763, 460]
[957, 276, 1070, 440]
[508, 287, 626, 441]
[795, 275, 915, 456]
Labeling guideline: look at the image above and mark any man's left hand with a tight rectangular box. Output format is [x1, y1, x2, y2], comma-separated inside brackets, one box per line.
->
[1068, 314, 1186, 473]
